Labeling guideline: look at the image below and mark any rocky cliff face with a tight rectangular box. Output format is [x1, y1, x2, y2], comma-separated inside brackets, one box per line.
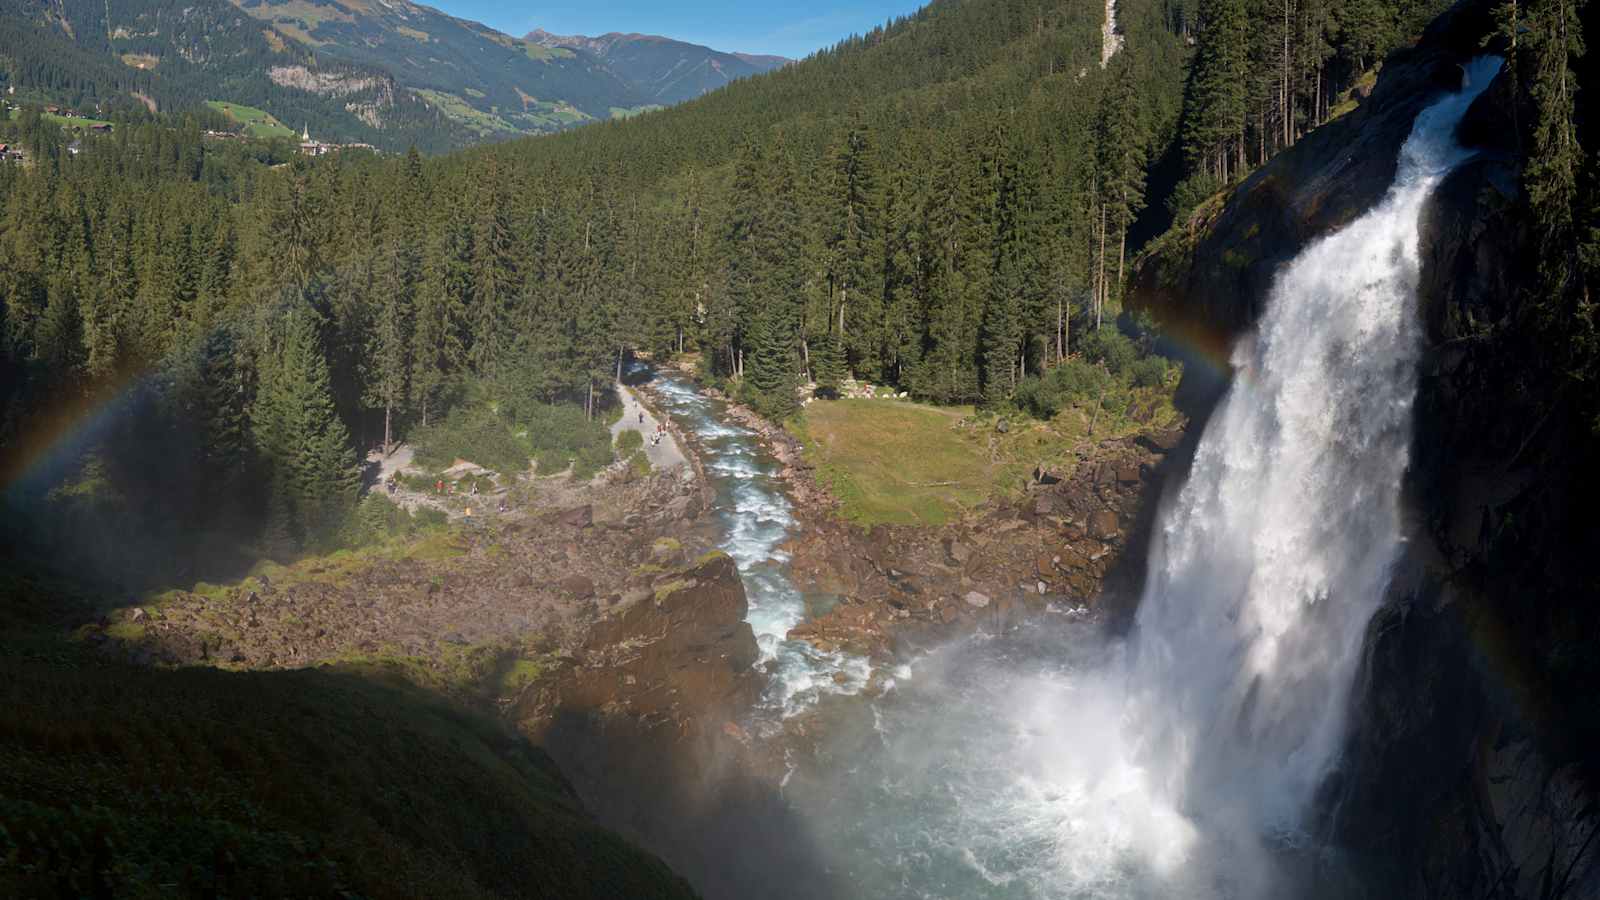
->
[1130, 2, 1600, 896]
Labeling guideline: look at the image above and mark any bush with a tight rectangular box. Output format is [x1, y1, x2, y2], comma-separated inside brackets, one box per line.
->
[411, 408, 529, 477]
[523, 402, 615, 478]
[1131, 356, 1169, 389]
[616, 429, 643, 455]
[338, 495, 418, 548]
[1079, 328, 1139, 377]
[1012, 358, 1116, 420]
[534, 449, 570, 476]
[627, 450, 651, 477]
[1168, 173, 1226, 220]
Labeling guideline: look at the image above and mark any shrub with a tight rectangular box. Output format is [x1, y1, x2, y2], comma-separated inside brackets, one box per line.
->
[1012, 358, 1117, 420]
[628, 450, 651, 477]
[616, 429, 643, 455]
[1132, 356, 1169, 389]
[1079, 328, 1139, 377]
[1168, 173, 1226, 220]
[411, 408, 529, 477]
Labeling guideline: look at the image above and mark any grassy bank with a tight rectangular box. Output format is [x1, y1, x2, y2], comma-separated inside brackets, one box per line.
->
[0, 635, 698, 899]
[791, 378, 1183, 527]
[792, 400, 999, 526]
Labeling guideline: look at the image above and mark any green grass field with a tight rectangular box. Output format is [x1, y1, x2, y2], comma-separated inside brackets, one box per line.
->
[792, 400, 1000, 526]
[6, 108, 113, 130]
[205, 100, 298, 139]
[792, 380, 1184, 527]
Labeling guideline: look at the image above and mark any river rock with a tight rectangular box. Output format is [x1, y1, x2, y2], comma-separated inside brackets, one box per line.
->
[964, 591, 991, 609]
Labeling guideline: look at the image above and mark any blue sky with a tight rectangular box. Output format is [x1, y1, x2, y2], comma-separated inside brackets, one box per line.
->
[432, 1, 927, 59]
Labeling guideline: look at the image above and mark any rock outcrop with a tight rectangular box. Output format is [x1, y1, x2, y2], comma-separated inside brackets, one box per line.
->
[514, 551, 761, 738]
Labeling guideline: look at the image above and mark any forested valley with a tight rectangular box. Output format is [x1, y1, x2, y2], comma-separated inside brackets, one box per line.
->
[3, 0, 1595, 589]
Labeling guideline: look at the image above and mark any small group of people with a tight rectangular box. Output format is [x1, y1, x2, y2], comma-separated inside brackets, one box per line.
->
[650, 421, 669, 448]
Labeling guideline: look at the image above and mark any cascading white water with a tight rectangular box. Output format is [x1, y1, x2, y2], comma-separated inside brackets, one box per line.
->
[778, 58, 1503, 900]
[1124, 52, 1504, 849]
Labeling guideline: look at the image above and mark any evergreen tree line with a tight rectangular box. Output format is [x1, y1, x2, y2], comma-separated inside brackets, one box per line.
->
[1, 0, 1473, 581]
[1177, 0, 1453, 195]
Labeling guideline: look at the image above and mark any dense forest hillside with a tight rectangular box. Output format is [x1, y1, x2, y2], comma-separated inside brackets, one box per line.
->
[528, 29, 790, 105]
[0, 0, 778, 151]
[0, 0, 1479, 586]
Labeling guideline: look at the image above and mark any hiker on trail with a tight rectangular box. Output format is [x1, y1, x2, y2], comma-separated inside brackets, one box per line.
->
[435, 479, 443, 494]
[639, 411, 645, 424]
[471, 482, 479, 496]
[448, 482, 456, 495]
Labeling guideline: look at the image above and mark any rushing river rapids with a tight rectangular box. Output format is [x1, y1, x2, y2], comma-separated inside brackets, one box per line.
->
[650, 374, 873, 720]
[642, 57, 1502, 900]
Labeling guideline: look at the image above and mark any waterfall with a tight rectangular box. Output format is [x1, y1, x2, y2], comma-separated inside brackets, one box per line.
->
[1125, 54, 1502, 840]
[1101, 0, 1124, 67]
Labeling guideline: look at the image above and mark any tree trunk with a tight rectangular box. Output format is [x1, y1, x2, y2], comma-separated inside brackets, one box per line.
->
[384, 401, 392, 456]
[1097, 202, 1108, 330]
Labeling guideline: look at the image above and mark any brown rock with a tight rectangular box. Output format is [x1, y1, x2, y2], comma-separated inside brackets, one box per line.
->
[1117, 465, 1141, 485]
[965, 591, 992, 609]
[1089, 509, 1121, 540]
[558, 505, 594, 529]
[1036, 555, 1056, 578]
[945, 539, 973, 565]
[1137, 430, 1183, 453]
[560, 575, 596, 599]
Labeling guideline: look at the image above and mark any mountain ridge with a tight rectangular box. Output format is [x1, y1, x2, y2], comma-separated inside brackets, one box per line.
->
[0, 0, 787, 150]
[526, 27, 791, 106]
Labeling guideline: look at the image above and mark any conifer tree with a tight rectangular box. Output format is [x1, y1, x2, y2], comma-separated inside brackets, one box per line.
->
[253, 305, 357, 550]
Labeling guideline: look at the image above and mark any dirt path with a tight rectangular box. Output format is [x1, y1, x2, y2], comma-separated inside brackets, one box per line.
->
[612, 383, 686, 471]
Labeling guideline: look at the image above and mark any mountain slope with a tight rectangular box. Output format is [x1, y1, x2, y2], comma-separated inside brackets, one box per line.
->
[528, 29, 789, 106]
[234, 0, 653, 132]
[0, 0, 784, 150]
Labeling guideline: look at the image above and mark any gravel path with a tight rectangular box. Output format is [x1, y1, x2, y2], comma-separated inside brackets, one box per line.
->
[612, 383, 686, 471]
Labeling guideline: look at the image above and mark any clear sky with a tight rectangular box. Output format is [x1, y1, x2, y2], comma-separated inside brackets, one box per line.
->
[430, 1, 927, 59]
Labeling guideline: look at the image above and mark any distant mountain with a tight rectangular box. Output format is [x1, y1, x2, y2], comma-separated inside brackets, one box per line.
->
[528, 29, 790, 106]
[232, 0, 654, 133]
[0, 0, 786, 151]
